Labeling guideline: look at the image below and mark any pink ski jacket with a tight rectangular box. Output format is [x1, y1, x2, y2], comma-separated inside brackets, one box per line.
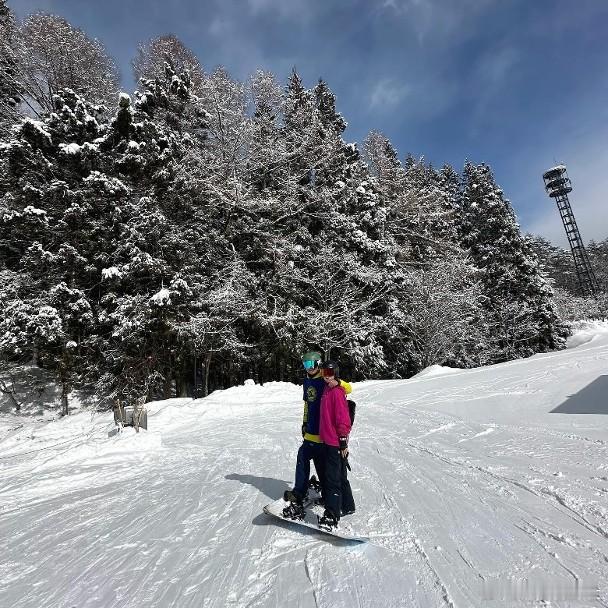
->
[319, 384, 351, 447]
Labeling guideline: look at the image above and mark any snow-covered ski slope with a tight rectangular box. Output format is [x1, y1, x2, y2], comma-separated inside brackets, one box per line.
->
[2, 323, 608, 607]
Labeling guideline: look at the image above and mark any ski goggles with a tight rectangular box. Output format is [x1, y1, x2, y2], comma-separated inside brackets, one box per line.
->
[321, 367, 336, 378]
[303, 360, 319, 370]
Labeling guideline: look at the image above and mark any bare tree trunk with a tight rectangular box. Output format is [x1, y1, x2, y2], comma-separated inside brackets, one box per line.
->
[193, 355, 197, 398]
[176, 370, 188, 398]
[203, 353, 212, 397]
[163, 360, 172, 399]
[61, 380, 69, 416]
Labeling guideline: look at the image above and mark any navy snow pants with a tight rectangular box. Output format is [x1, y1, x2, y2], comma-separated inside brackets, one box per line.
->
[294, 440, 326, 500]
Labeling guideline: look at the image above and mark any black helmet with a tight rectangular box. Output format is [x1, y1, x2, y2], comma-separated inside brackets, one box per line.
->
[321, 360, 340, 379]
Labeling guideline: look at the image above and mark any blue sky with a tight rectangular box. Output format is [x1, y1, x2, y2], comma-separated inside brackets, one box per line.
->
[8, 0, 608, 245]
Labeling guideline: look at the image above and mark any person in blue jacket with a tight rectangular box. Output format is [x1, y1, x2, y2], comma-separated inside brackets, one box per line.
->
[284, 350, 352, 506]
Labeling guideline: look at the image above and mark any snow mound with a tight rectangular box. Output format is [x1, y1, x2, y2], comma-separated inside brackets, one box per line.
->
[141, 382, 301, 427]
[203, 380, 300, 405]
[566, 320, 608, 349]
[410, 364, 460, 380]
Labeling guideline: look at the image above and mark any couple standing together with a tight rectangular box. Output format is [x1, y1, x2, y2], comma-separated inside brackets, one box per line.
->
[284, 351, 355, 529]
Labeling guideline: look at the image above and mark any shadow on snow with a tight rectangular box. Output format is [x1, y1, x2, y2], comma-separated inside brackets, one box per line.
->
[551, 375, 608, 415]
[225, 473, 290, 501]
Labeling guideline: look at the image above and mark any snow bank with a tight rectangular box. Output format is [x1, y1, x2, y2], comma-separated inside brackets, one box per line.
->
[137, 381, 301, 428]
[566, 319, 608, 349]
[203, 380, 299, 406]
[410, 364, 461, 380]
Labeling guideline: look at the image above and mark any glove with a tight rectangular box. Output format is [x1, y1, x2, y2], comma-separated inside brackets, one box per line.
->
[302, 424, 307, 438]
[339, 436, 348, 450]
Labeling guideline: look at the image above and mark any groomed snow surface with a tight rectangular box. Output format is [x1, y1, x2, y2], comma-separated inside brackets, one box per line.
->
[2, 323, 608, 607]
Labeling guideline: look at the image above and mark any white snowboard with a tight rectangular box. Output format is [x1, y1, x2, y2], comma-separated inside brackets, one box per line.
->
[263, 491, 368, 543]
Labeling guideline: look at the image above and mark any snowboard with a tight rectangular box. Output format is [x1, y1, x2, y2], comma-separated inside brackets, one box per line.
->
[263, 488, 368, 543]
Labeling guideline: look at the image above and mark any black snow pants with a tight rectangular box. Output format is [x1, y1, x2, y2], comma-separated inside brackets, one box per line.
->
[322, 444, 355, 520]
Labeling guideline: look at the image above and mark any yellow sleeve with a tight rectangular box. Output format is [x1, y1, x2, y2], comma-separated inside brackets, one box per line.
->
[339, 379, 352, 395]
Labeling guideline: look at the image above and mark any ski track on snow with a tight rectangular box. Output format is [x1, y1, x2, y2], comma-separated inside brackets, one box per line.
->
[1, 330, 608, 607]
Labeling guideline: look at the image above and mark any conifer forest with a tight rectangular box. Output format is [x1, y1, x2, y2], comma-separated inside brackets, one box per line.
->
[1, 3, 606, 412]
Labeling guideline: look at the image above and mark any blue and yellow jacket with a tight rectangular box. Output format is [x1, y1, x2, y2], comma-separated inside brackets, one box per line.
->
[302, 372, 352, 443]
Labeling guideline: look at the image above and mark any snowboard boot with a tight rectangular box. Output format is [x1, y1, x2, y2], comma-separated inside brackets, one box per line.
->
[283, 489, 303, 505]
[282, 489, 305, 519]
[318, 509, 339, 531]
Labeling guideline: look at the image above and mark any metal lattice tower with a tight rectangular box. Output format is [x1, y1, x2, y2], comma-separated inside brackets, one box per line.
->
[542, 165, 599, 297]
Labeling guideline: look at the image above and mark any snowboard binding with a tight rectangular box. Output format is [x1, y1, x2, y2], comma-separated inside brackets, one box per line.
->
[317, 510, 338, 531]
[308, 475, 322, 494]
[282, 502, 306, 520]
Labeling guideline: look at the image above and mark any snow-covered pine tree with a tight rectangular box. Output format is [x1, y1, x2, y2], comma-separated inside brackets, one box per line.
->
[587, 239, 608, 294]
[278, 78, 393, 375]
[460, 162, 566, 362]
[363, 133, 486, 375]
[282, 70, 318, 193]
[526, 235, 578, 294]
[95, 73, 222, 401]
[364, 131, 407, 206]
[438, 163, 462, 234]
[0, 89, 119, 411]
[248, 70, 285, 193]
[133, 34, 205, 95]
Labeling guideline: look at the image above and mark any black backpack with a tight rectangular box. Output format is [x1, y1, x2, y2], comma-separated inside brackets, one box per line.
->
[347, 399, 356, 425]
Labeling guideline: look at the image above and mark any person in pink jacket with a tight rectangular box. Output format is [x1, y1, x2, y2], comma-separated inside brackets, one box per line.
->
[318, 360, 355, 529]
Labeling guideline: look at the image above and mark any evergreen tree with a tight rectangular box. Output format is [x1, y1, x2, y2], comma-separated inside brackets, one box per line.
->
[313, 79, 347, 135]
[586, 239, 608, 294]
[248, 70, 285, 193]
[526, 234, 579, 293]
[133, 34, 204, 94]
[460, 162, 566, 361]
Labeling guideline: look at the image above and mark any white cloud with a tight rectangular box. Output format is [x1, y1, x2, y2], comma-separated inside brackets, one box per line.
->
[246, 0, 311, 21]
[208, 16, 231, 37]
[369, 78, 410, 109]
[467, 46, 520, 135]
[477, 46, 520, 87]
[380, 0, 493, 44]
